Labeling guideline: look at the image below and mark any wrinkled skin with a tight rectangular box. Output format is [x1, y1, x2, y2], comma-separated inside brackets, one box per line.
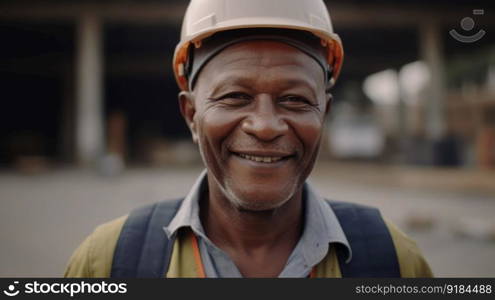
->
[180, 41, 331, 212]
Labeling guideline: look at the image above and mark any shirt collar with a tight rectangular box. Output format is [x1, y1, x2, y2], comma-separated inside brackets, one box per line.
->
[163, 170, 352, 263]
[163, 169, 208, 239]
[300, 182, 352, 265]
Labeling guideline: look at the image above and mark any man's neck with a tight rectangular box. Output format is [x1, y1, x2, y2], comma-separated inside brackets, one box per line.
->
[204, 192, 303, 248]
[200, 182, 304, 276]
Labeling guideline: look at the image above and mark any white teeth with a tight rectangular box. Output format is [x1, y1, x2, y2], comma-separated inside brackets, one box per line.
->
[238, 154, 283, 163]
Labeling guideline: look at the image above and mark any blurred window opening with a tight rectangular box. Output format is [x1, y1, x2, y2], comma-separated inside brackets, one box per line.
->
[363, 69, 399, 106]
[399, 61, 431, 105]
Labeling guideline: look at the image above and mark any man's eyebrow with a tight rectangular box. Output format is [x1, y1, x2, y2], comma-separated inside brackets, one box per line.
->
[206, 76, 253, 97]
[212, 75, 255, 89]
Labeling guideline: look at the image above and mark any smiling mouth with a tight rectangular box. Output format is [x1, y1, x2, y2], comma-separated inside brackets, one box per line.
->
[233, 152, 292, 164]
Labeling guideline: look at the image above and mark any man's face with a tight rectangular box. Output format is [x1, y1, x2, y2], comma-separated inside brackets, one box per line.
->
[180, 41, 330, 211]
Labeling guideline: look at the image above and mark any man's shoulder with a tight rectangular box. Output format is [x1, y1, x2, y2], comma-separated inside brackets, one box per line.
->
[323, 199, 380, 214]
[64, 198, 184, 278]
[323, 199, 433, 277]
[64, 215, 128, 278]
[384, 219, 434, 277]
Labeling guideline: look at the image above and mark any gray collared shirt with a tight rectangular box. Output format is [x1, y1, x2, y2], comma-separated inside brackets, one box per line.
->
[163, 170, 352, 277]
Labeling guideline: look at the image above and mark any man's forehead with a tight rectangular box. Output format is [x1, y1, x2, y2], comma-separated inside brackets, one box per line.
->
[206, 69, 320, 93]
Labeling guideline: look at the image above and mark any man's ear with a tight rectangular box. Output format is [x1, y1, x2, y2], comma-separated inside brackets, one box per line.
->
[178, 91, 198, 144]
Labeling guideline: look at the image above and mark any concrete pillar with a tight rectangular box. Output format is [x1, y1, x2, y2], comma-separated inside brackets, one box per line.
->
[75, 14, 104, 165]
[397, 70, 408, 162]
[420, 22, 446, 140]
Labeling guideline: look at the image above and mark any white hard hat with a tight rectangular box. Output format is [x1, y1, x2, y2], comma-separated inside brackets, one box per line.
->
[173, 0, 344, 91]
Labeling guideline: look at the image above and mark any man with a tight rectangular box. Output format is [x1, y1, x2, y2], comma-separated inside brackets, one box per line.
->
[65, 0, 432, 278]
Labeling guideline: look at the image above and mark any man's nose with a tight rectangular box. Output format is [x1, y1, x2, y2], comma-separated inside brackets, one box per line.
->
[241, 95, 289, 142]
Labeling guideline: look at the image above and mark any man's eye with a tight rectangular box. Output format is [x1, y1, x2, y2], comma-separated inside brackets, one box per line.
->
[218, 92, 252, 101]
[279, 95, 313, 105]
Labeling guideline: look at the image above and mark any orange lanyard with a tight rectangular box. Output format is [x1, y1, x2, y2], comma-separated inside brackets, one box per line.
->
[191, 231, 318, 278]
[190, 231, 207, 278]
[309, 267, 317, 278]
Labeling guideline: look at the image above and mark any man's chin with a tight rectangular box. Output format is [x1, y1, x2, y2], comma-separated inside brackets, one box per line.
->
[224, 187, 295, 212]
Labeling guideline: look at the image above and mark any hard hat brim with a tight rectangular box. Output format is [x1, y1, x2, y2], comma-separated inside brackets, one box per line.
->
[173, 19, 344, 91]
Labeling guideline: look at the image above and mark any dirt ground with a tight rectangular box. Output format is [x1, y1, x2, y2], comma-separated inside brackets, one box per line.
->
[0, 161, 494, 277]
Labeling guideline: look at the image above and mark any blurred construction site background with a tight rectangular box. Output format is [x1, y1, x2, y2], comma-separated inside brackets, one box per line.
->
[0, 0, 494, 277]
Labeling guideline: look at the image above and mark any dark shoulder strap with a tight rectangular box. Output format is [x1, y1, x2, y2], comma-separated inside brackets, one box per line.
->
[326, 200, 401, 277]
[111, 197, 400, 278]
[111, 198, 183, 278]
